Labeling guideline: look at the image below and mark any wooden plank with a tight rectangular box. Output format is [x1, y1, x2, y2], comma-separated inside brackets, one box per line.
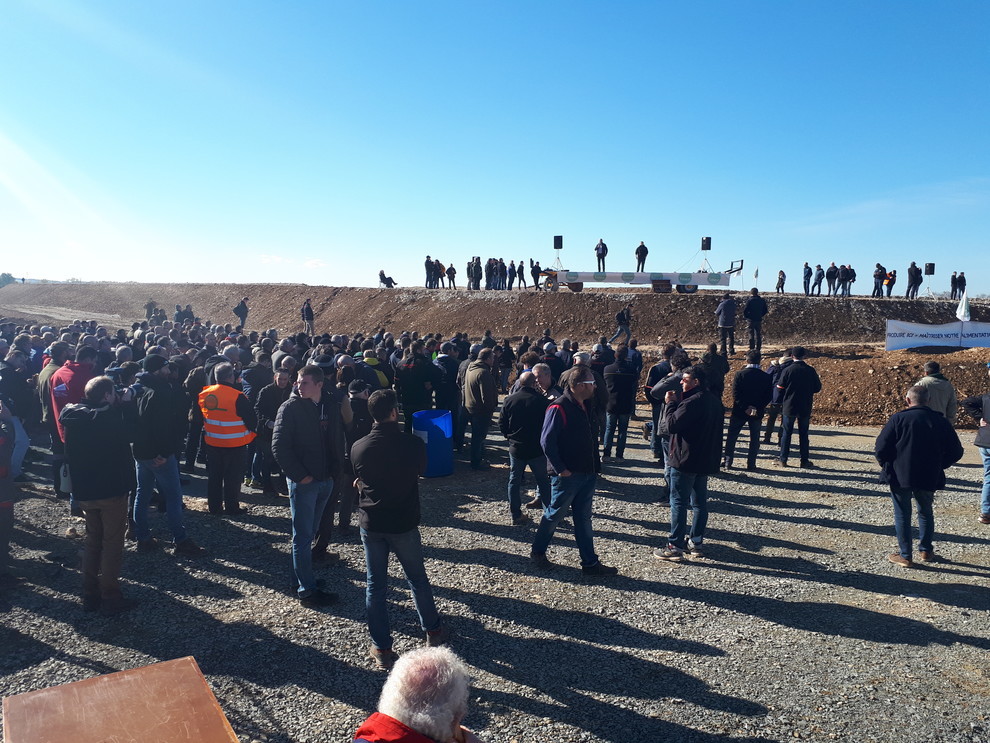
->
[3, 656, 238, 743]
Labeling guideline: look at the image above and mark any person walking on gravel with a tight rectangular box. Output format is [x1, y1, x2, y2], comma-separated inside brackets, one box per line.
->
[499, 372, 552, 524]
[959, 363, 990, 525]
[351, 390, 450, 670]
[723, 351, 773, 471]
[875, 385, 962, 568]
[530, 365, 618, 577]
[654, 365, 723, 561]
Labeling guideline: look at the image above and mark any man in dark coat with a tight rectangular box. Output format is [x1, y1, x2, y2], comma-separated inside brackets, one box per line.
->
[60, 376, 137, 614]
[601, 345, 637, 461]
[394, 341, 442, 431]
[352, 389, 449, 670]
[654, 365, 723, 561]
[775, 346, 822, 468]
[825, 262, 839, 295]
[715, 293, 737, 355]
[273, 364, 344, 608]
[875, 385, 962, 567]
[132, 355, 204, 556]
[499, 372, 551, 524]
[743, 288, 768, 352]
[233, 297, 249, 328]
[723, 351, 773, 471]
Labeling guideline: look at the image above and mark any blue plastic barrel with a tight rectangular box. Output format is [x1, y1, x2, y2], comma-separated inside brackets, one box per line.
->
[411, 409, 454, 477]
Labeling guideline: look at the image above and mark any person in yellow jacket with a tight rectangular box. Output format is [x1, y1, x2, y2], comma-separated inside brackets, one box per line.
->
[199, 363, 257, 515]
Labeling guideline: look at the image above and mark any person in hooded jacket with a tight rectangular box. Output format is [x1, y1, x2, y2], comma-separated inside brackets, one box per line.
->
[60, 376, 138, 614]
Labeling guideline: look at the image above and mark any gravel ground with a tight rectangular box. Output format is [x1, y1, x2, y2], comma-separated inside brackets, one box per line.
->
[2, 415, 989, 743]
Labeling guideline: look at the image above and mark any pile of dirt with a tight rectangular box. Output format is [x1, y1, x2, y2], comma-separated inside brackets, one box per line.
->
[0, 281, 987, 427]
[0, 282, 983, 344]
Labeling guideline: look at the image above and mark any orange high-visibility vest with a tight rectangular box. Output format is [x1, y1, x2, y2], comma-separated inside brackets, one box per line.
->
[198, 384, 256, 448]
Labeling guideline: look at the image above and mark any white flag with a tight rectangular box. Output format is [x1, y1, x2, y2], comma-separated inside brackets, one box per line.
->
[753, 267, 759, 280]
[956, 290, 971, 322]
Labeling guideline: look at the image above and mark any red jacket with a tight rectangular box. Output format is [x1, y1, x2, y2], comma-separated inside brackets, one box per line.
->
[354, 712, 437, 743]
[49, 361, 95, 443]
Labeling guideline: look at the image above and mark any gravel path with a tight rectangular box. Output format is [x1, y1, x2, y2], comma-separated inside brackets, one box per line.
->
[2, 419, 989, 742]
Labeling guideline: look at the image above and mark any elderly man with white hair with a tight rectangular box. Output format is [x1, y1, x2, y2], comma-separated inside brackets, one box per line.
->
[353, 647, 483, 743]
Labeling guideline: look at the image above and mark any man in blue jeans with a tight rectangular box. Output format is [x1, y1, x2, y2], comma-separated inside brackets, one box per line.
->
[273, 364, 343, 608]
[875, 385, 962, 567]
[530, 366, 617, 576]
[131, 355, 204, 557]
[654, 366, 723, 561]
[352, 389, 449, 670]
[499, 372, 552, 524]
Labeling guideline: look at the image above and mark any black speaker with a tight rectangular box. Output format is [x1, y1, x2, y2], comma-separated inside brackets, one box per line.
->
[924, 262, 935, 275]
[701, 236, 711, 251]
[553, 235, 563, 251]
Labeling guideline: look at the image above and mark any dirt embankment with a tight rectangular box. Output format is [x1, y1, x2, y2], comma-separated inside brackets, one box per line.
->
[1, 282, 988, 427]
[0, 282, 984, 344]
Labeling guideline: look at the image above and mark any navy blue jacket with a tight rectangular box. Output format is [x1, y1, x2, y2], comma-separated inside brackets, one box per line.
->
[875, 405, 962, 490]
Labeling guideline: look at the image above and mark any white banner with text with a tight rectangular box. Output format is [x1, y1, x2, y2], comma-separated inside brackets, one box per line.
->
[885, 320, 990, 350]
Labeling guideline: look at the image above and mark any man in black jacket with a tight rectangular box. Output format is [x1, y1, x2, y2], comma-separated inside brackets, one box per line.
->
[775, 346, 822, 468]
[825, 262, 839, 296]
[394, 341, 441, 431]
[132, 355, 204, 557]
[723, 352, 773, 471]
[273, 364, 342, 608]
[875, 386, 962, 567]
[602, 346, 637, 461]
[654, 366, 723, 561]
[352, 389, 449, 670]
[61, 376, 137, 614]
[499, 372, 551, 524]
[743, 288, 768, 353]
[959, 364, 990, 524]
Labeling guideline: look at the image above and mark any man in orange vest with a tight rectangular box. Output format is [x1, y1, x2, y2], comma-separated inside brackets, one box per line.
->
[198, 363, 257, 515]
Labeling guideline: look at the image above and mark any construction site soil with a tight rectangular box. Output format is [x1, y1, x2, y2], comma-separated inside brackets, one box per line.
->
[1, 281, 988, 429]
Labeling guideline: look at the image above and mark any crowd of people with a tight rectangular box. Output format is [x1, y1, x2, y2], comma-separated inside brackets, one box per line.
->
[776, 261, 966, 299]
[1, 294, 988, 738]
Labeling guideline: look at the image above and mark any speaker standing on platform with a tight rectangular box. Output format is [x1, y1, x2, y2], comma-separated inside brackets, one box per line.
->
[595, 239, 608, 271]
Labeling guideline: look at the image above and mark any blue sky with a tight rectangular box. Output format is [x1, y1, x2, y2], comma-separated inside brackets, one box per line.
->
[1, 0, 987, 294]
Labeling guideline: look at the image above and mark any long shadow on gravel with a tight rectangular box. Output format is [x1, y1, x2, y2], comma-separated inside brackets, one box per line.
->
[708, 498, 990, 548]
[435, 587, 772, 743]
[698, 545, 990, 611]
[616, 572, 990, 650]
